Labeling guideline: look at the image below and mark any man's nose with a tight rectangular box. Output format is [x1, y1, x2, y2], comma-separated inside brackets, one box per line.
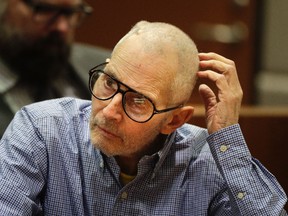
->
[102, 93, 123, 122]
[49, 14, 74, 34]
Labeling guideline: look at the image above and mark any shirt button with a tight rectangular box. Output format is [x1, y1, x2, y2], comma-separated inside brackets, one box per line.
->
[237, 192, 245, 199]
[220, 145, 228, 152]
[121, 192, 128, 200]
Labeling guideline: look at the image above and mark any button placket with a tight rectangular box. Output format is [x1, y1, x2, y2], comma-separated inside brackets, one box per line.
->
[121, 191, 128, 200]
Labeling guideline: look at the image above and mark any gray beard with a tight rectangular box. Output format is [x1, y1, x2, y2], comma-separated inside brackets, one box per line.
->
[90, 114, 168, 158]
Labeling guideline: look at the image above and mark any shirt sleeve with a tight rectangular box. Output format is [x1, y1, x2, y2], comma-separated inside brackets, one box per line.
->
[0, 108, 46, 215]
[207, 124, 287, 216]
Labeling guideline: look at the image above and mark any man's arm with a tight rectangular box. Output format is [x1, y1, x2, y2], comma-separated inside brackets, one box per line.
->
[207, 124, 287, 215]
[0, 109, 46, 215]
[197, 52, 287, 214]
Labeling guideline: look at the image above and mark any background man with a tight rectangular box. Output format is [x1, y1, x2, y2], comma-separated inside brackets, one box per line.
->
[0, 0, 110, 136]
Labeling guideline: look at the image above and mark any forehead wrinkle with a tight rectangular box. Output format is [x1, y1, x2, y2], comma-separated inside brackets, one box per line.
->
[126, 71, 162, 102]
[107, 57, 165, 105]
[110, 31, 179, 106]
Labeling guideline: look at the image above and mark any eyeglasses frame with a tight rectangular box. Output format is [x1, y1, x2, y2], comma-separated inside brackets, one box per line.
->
[88, 62, 184, 123]
[21, 0, 93, 26]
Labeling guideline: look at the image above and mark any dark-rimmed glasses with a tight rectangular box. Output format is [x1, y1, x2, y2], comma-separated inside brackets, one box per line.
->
[89, 62, 184, 123]
[21, 0, 93, 27]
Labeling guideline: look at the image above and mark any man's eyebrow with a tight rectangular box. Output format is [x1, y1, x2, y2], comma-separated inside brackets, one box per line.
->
[104, 67, 143, 93]
[104, 66, 120, 80]
[105, 71, 119, 81]
[104, 64, 154, 99]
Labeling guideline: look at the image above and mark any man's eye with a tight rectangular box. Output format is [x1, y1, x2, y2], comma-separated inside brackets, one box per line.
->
[104, 77, 115, 88]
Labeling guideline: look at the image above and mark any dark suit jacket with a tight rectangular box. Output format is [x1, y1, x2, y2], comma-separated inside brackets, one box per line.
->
[0, 43, 111, 137]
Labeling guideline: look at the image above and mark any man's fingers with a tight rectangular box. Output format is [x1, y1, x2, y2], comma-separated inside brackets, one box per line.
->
[198, 84, 217, 110]
[198, 52, 241, 93]
[198, 52, 233, 65]
[197, 52, 243, 133]
[197, 70, 230, 93]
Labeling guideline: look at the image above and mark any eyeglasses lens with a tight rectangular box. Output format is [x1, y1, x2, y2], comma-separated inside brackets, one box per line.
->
[90, 71, 154, 122]
[124, 92, 153, 122]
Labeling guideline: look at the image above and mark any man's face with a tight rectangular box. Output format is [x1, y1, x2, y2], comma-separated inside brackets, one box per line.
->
[0, 0, 82, 77]
[89, 37, 177, 158]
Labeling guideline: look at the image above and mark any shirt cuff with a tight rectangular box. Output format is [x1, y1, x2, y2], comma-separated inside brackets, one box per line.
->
[206, 124, 252, 166]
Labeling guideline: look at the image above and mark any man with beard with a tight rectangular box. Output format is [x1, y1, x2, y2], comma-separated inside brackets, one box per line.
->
[0, 21, 287, 215]
[0, 0, 110, 137]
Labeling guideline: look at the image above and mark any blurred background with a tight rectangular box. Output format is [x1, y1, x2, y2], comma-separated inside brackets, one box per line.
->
[76, 0, 288, 209]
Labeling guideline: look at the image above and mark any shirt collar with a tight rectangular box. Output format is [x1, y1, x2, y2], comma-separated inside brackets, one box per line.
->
[98, 131, 177, 179]
[152, 131, 177, 176]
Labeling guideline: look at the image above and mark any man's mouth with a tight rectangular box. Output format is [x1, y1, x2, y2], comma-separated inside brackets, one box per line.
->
[97, 125, 119, 139]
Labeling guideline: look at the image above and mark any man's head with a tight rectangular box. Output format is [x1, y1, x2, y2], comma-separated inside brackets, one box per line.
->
[0, 0, 92, 80]
[89, 21, 199, 158]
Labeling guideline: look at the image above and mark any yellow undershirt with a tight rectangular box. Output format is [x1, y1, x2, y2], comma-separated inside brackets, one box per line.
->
[120, 172, 136, 185]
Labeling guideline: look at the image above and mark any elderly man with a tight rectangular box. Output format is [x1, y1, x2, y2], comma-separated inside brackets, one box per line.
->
[0, 21, 287, 215]
[0, 0, 110, 137]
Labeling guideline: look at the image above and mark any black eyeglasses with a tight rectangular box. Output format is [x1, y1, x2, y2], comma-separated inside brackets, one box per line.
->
[89, 62, 184, 123]
[22, 0, 93, 27]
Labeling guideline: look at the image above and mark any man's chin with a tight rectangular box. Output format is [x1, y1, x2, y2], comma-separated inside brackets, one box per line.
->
[91, 141, 117, 157]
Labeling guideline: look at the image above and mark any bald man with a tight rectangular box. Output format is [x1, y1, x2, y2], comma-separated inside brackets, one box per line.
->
[0, 21, 286, 215]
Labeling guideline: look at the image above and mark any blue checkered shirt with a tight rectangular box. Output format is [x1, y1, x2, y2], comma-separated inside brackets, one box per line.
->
[0, 98, 287, 215]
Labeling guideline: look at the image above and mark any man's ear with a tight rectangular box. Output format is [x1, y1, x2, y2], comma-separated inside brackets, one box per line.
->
[160, 106, 194, 135]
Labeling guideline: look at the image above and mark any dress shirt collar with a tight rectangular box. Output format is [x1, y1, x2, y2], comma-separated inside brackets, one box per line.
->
[152, 131, 176, 176]
[100, 130, 177, 181]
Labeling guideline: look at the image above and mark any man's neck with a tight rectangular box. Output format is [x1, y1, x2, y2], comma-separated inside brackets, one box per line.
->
[115, 156, 140, 176]
[115, 133, 168, 175]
